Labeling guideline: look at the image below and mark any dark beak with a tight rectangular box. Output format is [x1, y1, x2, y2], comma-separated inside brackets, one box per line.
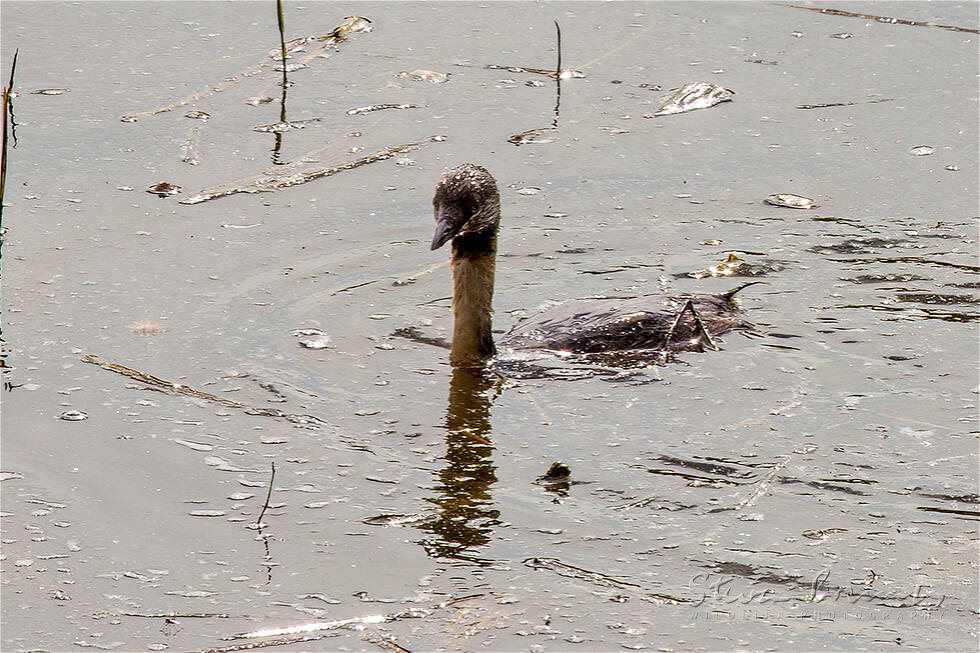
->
[430, 211, 460, 250]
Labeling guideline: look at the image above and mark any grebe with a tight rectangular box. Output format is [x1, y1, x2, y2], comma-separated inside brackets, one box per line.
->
[431, 163, 757, 366]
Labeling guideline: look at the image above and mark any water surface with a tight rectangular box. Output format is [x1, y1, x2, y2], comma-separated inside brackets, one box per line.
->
[2, 2, 977, 651]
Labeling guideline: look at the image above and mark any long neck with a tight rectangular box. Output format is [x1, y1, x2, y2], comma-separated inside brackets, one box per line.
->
[449, 233, 497, 366]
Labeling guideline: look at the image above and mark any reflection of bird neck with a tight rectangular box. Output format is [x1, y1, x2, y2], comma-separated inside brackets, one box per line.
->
[445, 365, 495, 438]
[450, 231, 497, 366]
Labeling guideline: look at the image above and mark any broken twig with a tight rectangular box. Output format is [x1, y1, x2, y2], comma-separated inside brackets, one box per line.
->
[82, 354, 325, 425]
[797, 98, 894, 109]
[181, 137, 439, 204]
[198, 634, 332, 653]
[123, 612, 230, 618]
[778, 4, 980, 34]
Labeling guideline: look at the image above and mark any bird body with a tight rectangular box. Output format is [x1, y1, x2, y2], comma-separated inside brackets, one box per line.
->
[431, 163, 755, 366]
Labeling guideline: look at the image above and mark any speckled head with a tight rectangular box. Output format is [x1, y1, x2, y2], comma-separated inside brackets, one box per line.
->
[431, 163, 501, 251]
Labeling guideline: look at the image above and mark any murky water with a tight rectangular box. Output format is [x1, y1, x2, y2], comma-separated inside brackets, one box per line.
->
[2, 2, 977, 651]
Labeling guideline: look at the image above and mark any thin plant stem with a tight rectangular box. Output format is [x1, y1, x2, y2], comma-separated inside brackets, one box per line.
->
[277, 0, 288, 122]
[255, 461, 277, 527]
[552, 21, 561, 127]
[1, 49, 18, 228]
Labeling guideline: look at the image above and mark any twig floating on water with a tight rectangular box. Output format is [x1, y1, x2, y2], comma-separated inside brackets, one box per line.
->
[363, 632, 412, 653]
[180, 138, 441, 205]
[523, 556, 694, 604]
[346, 103, 420, 116]
[223, 614, 389, 640]
[392, 259, 448, 287]
[121, 16, 373, 122]
[252, 117, 324, 133]
[777, 4, 980, 34]
[82, 354, 326, 426]
[454, 62, 584, 78]
[220, 595, 481, 642]
[797, 98, 895, 110]
[198, 634, 332, 653]
[123, 612, 230, 618]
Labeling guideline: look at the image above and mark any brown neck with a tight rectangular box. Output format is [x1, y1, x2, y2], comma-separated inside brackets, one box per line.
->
[449, 235, 497, 366]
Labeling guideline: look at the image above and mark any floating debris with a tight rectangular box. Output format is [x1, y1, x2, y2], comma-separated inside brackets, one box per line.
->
[745, 58, 778, 65]
[294, 328, 333, 349]
[895, 292, 979, 306]
[363, 513, 431, 527]
[82, 354, 325, 425]
[224, 614, 388, 640]
[802, 527, 847, 540]
[147, 181, 181, 197]
[457, 61, 584, 79]
[397, 69, 449, 83]
[166, 590, 218, 598]
[648, 82, 734, 117]
[678, 252, 788, 279]
[173, 438, 214, 452]
[180, 125, 202, 165]
[189, 510, 227, 518]
[345, 103, 419, 116]
[31, 88, 68, 95]
[638, 82, 662, 91]
[245, 96, 275, 106]
[273, 62, 308, 73]
[945, 164, 959, 171]
[779, 4, 980, 34]
[523, 557, 693, 604]
[128, 321, 166, 335]
[121, 16, 373, 122]
[181, 138, 440, 205]
[508, 126, 558, 145]
[829, 32, 854, 39]
[253, 117, 324, 133]
[535, 462, 572, 495]
[808, 237, 916, 254]
[59, 410, 88, 421]
[535, 462, 571, 485]
[764, 193, 815, 209]
[842, 273, 931, 284]
[909, 145, 934, 156]
[797, 98, 894, 109]
[185, 111, 210, 120]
